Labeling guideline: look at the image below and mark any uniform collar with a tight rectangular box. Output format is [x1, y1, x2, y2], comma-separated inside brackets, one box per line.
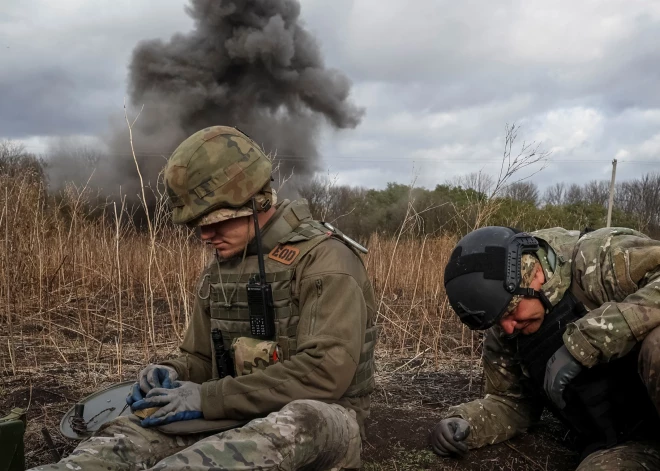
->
[246, 199, 308, 256]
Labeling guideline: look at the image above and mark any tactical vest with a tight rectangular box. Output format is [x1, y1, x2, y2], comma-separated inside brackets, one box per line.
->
[202, 219, 378, 398]
[516, 283, 656, 458]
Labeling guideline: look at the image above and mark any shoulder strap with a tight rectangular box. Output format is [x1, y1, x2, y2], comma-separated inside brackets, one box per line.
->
[270, 219, 365, 268]
[267, 222, 330, 268]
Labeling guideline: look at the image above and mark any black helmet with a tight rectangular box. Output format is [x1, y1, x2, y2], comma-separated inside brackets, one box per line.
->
[444, 226, 549, 330]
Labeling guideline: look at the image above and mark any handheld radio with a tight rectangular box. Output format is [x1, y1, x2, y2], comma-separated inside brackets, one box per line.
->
[247, 198, 276, 338]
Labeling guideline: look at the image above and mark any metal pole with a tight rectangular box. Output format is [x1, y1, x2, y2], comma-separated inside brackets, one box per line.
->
[606, 159, 618, 227]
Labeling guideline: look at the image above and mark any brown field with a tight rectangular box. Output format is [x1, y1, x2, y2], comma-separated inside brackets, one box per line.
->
[0, 173, 577, 470]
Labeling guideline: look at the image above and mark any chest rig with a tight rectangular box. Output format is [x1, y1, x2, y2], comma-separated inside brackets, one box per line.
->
[203, 218, 377, 398]
[516, 283, 656, 457]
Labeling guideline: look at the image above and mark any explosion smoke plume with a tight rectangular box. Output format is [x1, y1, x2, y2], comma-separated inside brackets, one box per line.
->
[110, 0, 364, 193]
[46, 0, 363, 202]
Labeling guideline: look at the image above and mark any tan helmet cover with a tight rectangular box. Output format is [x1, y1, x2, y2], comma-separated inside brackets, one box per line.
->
[164, 126, 273, 226]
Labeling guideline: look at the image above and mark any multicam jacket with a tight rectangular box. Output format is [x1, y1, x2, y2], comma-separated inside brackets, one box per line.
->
[162, 199, 377, 433]
[445, 227, 660, 448]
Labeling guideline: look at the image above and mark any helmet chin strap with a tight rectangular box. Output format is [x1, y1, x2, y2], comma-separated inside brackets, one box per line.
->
[512, 287, 553, 312]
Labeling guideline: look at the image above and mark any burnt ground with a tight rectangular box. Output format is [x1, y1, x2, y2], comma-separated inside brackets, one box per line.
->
[361, 365, 579, 470]
[2, 351, 579, 470]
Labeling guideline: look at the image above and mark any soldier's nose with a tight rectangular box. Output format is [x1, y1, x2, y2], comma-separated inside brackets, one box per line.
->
[200, 227, 214, 240]
[500, 319, 516, 335]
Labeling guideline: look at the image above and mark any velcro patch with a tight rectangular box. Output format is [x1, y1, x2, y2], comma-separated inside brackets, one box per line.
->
[269, 245, 300, 265]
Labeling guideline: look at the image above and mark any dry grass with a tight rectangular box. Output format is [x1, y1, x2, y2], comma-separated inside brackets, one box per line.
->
[0, 176, 206, 374]
[0, 174, 478, 375]
[0, 173, 489, 467]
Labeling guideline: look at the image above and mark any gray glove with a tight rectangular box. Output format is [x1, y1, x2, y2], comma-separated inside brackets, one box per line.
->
[131, 380, 203, 427]
[544, 345, 583, 409]
[137, 364, 178, 394]
[429, 418, 470, 457]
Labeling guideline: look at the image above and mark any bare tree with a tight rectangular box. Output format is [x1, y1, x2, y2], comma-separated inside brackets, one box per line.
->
[565, 183, 583, 205]
[450, 172, 494, 196]
[297, 175, 333, 220]
[489, 123, 551, 198]
[0, 140, 44, 181]
[504, 181, 539, 205]
[615, 173, 660, 230]
[448, 123, 550, 231]
[543, 182, 565, 206]
[636, 174, 660, 228]
[583, 180, 609, 207]
[0, 140, 26, 162]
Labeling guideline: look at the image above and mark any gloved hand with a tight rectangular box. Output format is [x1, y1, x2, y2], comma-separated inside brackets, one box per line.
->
[544, 345, 583, 409]
[126, 382, 146, 407]
[137, 364, 178, 394]
[130, 380, 203, 427]
[429, 418, 471, 457]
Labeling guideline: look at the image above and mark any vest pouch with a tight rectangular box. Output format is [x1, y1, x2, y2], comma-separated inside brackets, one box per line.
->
[209, 318, 252, 380]
[232, 337, 281, 376]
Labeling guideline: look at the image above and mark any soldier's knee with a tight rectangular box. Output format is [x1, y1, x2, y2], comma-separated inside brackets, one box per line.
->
[281, 399, 330, 416]
[249, 400, 356, 438]
[577, 443, 656, 471]
[282, 400, 356, 428]
[260, 400, 330, 433]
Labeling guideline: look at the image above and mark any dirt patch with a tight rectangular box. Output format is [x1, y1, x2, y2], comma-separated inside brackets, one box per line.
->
[362, 405, 578, 470]
[4, 349, 579, 470]
[361, 364, 579, 471]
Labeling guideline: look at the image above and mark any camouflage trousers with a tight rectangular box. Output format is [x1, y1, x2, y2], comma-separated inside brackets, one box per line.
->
[577, 441, 660, 470]
[577, 326, 660, 470]
[31, 400, 361, 471]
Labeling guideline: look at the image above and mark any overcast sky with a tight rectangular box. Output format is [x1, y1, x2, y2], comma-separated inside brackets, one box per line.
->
[3, 0, 660, 193]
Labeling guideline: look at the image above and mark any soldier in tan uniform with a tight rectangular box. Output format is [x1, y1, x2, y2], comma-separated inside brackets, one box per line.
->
[431, 226, 660, 470]
[33, 126, 377, 471]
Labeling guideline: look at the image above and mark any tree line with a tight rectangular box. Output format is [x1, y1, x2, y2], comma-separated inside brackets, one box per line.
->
[298, 173, 660, 240]
[2, 139, 658, 240]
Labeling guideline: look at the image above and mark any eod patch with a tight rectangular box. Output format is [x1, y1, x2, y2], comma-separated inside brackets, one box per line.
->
[268, 244, 300, 265]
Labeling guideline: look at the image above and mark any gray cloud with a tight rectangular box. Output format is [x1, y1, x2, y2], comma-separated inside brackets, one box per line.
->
[3, 0, 660, 197]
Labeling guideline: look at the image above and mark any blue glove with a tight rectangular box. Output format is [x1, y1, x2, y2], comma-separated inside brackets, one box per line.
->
[138, 364, 178, 393]
[126, 382, 146, 407]
[544, 345, 583, 409]
[131, 380, 203, 427]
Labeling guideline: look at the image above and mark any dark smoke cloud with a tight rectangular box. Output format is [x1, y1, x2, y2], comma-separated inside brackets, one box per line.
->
[42, 0, 363, 203]
[100, 0, 364, 200]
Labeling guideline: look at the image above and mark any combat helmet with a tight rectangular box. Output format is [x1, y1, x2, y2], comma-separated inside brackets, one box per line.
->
[443, 226, 551, 330]
[164, 126, 275, 226]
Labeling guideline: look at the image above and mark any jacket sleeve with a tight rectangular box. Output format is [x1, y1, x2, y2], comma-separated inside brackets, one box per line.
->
[564, 229, 660, 367]
[160, 268, 214, 384]
[444, 327, 543, 448]
[200, 239, 368, 420]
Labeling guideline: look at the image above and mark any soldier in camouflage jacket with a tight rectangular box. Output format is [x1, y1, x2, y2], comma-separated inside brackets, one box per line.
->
[32, 126, 377, 471]
[433, 226, 660, 470]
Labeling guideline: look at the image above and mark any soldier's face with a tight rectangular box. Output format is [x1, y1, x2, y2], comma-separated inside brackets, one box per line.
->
[199, 216, 252, 260]
[499, 264, 547, 335]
